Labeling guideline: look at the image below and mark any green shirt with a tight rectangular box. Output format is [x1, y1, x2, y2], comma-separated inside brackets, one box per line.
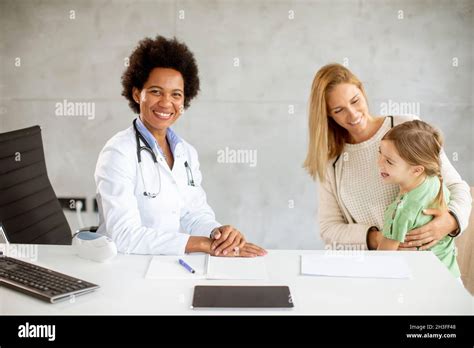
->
[382, 175, 460, 277]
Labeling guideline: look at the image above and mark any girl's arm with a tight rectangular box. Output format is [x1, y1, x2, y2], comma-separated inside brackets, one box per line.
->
[378, 237, 401, 250]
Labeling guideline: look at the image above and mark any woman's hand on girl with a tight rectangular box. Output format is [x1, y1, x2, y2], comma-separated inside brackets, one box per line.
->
[399, 208, 458, 251]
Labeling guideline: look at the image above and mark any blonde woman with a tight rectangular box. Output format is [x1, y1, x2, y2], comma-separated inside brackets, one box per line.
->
[303, 63, 471, 250]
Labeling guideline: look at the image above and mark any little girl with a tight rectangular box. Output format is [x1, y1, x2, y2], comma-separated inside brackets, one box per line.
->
[377, 120, 460, 278]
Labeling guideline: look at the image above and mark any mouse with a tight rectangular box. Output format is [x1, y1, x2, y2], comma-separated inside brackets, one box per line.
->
[72, 232, 117, 262]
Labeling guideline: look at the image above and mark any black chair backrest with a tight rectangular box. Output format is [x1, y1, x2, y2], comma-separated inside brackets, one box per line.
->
[0, 126, 71, 244]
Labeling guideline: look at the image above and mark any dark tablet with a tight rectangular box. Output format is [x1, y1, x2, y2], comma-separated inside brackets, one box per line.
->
[192, 285, 294, 308]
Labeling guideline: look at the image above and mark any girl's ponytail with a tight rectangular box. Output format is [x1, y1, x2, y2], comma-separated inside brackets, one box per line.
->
[433, 170, 447, 210]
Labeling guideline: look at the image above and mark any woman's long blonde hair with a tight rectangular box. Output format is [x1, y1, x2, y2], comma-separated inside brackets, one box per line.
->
[382, 120, 447, 210]
[303, 63, 368, 182]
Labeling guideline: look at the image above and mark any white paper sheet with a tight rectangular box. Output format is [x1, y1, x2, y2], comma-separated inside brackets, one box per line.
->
[206, 255, 267, 280]
[145, 255, 207, 279]
[301, 254, 412, 279]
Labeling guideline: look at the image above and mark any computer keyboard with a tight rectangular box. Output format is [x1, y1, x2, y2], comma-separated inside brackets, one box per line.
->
[0, 255, 99, 303]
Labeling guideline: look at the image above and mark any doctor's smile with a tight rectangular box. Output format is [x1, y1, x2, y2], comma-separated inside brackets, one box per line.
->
[133, 67, 185, 137]
[95, 35, 266, 258]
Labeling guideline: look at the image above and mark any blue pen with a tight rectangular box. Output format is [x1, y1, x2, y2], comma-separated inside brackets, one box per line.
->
[178, 258, 195, 274]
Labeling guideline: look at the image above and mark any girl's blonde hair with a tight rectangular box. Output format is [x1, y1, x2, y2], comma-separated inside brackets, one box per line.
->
[382, 120, 447, 210]
[303, 63, 368, 182]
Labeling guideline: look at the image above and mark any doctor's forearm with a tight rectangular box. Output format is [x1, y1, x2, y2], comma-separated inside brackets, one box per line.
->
[185, 236, 212, 254]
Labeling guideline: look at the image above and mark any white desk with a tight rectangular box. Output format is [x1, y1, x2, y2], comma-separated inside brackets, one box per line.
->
[1, 245, 472, 315]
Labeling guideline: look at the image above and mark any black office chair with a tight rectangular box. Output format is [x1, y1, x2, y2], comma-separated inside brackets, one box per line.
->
[0, 125, 72, 244]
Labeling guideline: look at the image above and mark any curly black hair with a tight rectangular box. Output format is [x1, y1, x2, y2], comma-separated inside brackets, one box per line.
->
[121, 35, 200, 114]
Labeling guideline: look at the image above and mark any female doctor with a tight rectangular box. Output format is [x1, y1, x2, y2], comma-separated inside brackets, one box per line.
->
[94, 35, 266, 257]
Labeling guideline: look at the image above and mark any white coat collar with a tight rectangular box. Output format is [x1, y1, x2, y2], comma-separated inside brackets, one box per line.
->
[135, 117, 184, 158]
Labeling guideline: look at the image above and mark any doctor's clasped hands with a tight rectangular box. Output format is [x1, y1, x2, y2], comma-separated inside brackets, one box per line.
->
[210, 225, 267, 257]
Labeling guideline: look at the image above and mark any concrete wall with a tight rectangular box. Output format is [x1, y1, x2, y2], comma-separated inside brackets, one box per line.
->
[1, 0, 472, 249]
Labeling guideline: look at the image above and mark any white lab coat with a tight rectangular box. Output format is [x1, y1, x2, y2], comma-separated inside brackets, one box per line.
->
[94, 125, 221, 255]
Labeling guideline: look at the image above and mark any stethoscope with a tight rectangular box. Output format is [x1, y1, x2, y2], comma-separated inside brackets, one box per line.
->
[133, 119, 195, 198]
